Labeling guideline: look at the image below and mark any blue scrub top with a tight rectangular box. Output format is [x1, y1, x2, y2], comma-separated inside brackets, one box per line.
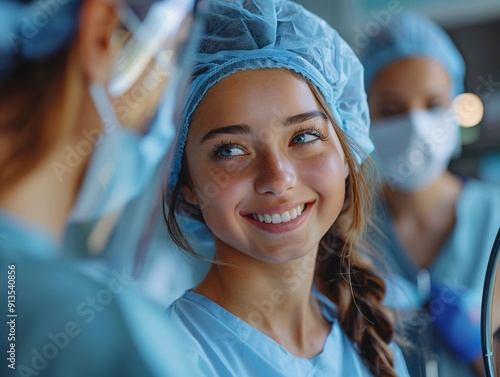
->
[372, 178, 500, 377]
[0, 209, 56, 257]
[167, 290, 410, 376]
[0, 254, 201, 377]
[478, 151, 500, 185]
[0, 197, 209, 377]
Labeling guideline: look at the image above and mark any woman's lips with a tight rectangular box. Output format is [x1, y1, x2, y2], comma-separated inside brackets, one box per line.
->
[242, 202, 314, 234]
[249, 203, 305, 224]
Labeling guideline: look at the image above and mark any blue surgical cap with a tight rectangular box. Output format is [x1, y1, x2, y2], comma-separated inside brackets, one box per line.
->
[358, 11, 465, 97]
[0, 0, 84, 83]
[169, 0, 373, 191]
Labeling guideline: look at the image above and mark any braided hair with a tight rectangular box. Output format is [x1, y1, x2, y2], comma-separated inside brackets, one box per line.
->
[166, 74, 398, 377]
[310, 81, 397, 376]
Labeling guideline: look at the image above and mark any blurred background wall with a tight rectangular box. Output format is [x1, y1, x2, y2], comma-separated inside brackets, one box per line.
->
[295, 0, 500, 183]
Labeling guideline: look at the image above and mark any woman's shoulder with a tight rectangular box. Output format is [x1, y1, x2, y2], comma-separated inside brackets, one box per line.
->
[166, 291, 211, 326]
[462, 178, 500, 204]
[165, 292, 226, 376]
[166, 290, 246, 350]
[458, 178, 500, 227]
[0, 209, 56, 257]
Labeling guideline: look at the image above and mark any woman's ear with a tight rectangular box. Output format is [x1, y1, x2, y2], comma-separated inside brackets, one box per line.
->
[77, 0, 121, 83]
[182, 185, 199, 206]
[344, 161, 349, 179]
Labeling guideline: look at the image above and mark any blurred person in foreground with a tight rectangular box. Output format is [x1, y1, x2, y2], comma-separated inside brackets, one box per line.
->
[0, 0, 207, 376]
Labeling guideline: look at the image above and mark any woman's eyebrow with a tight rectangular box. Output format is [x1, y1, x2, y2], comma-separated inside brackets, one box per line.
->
[283, 110, 327, 127]
[200, 124, 251, 143]
[199, 111, 327, 144]
[371, 90, 404, 100]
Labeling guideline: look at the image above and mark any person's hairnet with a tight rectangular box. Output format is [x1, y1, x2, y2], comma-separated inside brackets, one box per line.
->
[169, 0, 372, 192]
[0, 0, 84, 83]
[358, 11, 465, 97]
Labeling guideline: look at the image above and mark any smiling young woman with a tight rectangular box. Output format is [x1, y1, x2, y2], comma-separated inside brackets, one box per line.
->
[164, 1, 410, 376]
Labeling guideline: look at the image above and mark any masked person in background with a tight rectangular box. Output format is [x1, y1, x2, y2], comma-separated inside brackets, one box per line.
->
[0, 0, 206, 375]
[358, 11, 500, 377]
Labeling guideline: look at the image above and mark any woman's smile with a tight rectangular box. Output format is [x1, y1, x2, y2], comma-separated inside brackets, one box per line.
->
[240, 201, 315, 234]
[183, 68, 346, 262]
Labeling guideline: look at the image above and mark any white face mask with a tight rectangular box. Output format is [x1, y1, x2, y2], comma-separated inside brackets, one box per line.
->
[370, 108, 461, 192]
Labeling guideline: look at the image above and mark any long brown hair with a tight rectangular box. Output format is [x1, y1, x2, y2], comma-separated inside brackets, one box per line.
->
[0, 46, 70, 190]
[166, 72, 397, 376]
[308, 81, 397, 377]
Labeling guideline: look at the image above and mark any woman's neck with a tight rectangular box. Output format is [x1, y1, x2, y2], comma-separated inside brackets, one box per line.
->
[0, 135, 89, 239]
[194, 242, 330, 358]
[382, 171, 462, 224]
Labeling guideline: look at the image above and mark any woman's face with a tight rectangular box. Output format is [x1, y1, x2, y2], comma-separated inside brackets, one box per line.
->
[369, 57, 451, 120]
[183, 69, 347, 263]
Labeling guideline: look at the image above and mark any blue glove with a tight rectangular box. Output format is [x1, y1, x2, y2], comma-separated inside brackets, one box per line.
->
[426, 280, 482, 363]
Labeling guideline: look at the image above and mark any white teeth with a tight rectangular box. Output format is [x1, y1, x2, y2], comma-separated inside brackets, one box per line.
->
[251, 204, 306, 224]
[271, 214, 281, 224]
[281, 211, 291, 222]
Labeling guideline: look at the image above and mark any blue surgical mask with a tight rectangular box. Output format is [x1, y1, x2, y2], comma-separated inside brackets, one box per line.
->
[70, 0, 202, 222]
[370, 108, 460, 192]
[70, 83, 175, 222]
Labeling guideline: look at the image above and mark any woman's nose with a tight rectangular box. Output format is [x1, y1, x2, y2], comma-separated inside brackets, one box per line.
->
[254, 150, 297, 196]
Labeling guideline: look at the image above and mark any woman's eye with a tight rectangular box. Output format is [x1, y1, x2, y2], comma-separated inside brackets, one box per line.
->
[209, 141, 248, 160]
[379, 107, 403, 118]
[219, 145, 245, 157]
[427, 102, 446, 110]
[291, 133, 319, 145]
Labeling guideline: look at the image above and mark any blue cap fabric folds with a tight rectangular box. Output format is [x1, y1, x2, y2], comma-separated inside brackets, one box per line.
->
[169, 0, 373, 191]
[358, 11, 465, 97]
